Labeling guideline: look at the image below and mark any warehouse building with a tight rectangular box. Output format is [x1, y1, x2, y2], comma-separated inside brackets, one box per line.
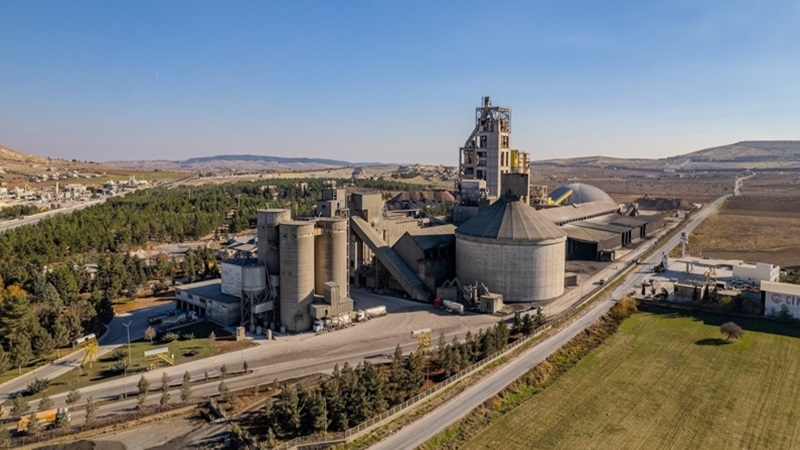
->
[762, 281, 800, 319]
[175, 279, 241, 327]
[393, 224, 456, 294]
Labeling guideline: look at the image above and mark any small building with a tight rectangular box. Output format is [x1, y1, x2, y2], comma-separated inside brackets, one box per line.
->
[175, 279, 241, 326]
[733, 262, 780, 284]
[761, 281, 800, 319]
[479, 293, 503, 313]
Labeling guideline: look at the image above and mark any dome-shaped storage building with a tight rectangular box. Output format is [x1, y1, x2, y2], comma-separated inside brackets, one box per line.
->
[549, 183, 614, 205]
[455, 197, 567, 302]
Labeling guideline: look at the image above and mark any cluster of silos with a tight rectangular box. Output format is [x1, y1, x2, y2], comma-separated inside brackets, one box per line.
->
[455, 197, 567, 302]
[256, 209, 349, 332]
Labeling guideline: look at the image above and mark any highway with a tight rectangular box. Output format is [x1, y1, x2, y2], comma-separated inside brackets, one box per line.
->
[372, 190, 733, 450]
[0, 198, 105, 233]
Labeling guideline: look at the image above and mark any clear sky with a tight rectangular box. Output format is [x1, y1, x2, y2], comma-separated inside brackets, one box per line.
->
[2, 1, 799, 165]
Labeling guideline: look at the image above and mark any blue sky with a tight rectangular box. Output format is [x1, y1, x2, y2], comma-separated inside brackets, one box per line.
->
[1, 1, 799, 165]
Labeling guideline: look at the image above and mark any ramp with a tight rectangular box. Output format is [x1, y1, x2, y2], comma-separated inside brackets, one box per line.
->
[351, 217, 431, 301]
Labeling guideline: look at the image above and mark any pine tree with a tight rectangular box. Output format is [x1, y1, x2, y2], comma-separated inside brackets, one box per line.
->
[322, 377, 347, 432]
[359, 362, 387, 415]
[521, 313, 535, 336]
[11, 334, 33, 374]
[160, 372, 171, 408]
[38, 393, 54, 411]
[0, 346, 9, 373]
[181, 371, 192, 403]
[85, 396, 97, 425]
[0, 424, 11, 448]
[137, 375, 150, 411]
[27, 412, 42, 439]
[307, 390, 328, 434]
[66, 388, 82, 408]
[11, 394, 30, 417]
[387, 344, 409, 403]
[277, 385, 301, 434]
[220, 363, 228, 379]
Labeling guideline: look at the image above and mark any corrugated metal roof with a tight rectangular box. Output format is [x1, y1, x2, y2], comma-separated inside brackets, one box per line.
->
[456, 198, 566, 242]
[572, 220, 632, 234]
[404, 224, 456, 250]
[561, 224, 619, 244]
[536, 201, 620, 225]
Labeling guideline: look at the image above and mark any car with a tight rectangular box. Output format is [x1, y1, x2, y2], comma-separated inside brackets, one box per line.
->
[598, 278, 606, 285]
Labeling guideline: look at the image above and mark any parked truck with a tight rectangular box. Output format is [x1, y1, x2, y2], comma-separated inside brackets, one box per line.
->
[313, 313, 353, 333]
[159, 311, 197, 330]
[442, 300, 465, 315]
[352, 305, 388, 323]
[147, 310, 176, 325]
[17, 408, 71, 433]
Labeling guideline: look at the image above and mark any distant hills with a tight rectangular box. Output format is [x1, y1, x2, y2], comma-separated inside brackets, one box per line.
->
[536, 141, 800, 171]
[108, 154, 384, 172]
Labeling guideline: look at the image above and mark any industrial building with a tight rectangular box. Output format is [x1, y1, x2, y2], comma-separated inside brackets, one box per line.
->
[174, 96, 673, 329]
[762, 281, 800, 319]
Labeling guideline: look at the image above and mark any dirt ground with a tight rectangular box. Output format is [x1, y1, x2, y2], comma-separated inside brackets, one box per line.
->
[681, 178, 800, 269]
[113, 290, 176, 314]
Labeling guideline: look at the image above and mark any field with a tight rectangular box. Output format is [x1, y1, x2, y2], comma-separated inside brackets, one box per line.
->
[679, 189, 800, 269]
[465, 310, 800, 450]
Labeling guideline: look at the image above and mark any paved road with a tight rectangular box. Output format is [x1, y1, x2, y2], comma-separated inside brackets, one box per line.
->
[372, 189, 735, 450]
[0, 199, 105, 233]
[0, 302, 176, 403]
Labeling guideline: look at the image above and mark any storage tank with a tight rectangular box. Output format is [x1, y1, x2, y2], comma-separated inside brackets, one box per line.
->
[279, 221, 315, 331]
[455, 197, 567, 302]
[314, 218, 348, 297]
[258, 209, 291, 275]
[242, 264, 267, 293]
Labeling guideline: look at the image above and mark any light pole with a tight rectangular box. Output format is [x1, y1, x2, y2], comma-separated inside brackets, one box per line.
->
[122, 320, 133, 399]
[122, 321, 133, 367]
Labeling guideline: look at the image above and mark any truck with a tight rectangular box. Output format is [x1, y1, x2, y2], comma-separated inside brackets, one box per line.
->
[159, 312, 193, 329]
[442, 300, 464, 315]
[313, 313, 353, 333]
[17, 408, 71, 433]
[352, 306, 388, 323]
[147, 310, 176, 325]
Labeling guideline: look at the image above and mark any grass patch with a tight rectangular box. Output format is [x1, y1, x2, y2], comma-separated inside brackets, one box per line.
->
[461, 310, 800, 450]
[10, 322, 252, 401]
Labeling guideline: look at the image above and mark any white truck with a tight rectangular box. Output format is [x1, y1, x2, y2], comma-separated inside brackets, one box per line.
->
[313, 313, 353, 333]
[442, 300, 464, 315]
[352, 306, 388, 323]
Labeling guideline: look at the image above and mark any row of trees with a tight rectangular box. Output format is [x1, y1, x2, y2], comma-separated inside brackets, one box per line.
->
[264, 320, 518, 439]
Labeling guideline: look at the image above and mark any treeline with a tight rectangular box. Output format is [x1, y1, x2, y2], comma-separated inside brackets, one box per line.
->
[262, 321, 516, 440]
[0, 204, 40, 220]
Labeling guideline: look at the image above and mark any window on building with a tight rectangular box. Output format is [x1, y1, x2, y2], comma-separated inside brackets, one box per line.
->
[479, 136, 487, 148]
[501, 135, 509, 148]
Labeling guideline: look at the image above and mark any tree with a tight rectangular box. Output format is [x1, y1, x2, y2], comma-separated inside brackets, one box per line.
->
[137, 375, 150, 411]
[276, 385, 301, 434]
[85, 396, 97, 425]
[160, 372, 171, 408]
[0, 425, 10, 448]
[521, 313, 535, 336]
[208, 331, 216, 344]
[534, 308, 547, 328]
[304, 389, 328, 434]
[27, 412, 42, 439]
[721, 322, 743, 341]
[387, 344, 409, 403]
[11, 393, 30, 417]
[220, 363, 228, 379]
[38, 393, 54, 411]
[323, 376, 347, 432]
[243, 360, 249, 373]
[11, 335, 33, 374]
[66, 388, 82, 407]
[181, 371, 192, 403]
[218, 381, 235, 410]
[0, 346, 10, 373]
[144, 326, 157, 344]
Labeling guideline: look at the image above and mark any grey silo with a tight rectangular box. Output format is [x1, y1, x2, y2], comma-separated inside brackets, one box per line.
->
[279, 221, 315, 332]
[257, 209, 291, 276]
[314, 218, 348, 298]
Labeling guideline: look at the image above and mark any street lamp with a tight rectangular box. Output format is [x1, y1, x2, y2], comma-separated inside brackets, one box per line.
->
[122, 321, 133, 368]
[122, 320, 133, 399]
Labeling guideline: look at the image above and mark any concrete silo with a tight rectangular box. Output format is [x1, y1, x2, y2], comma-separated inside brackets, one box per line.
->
[314, 218, 349, 298]
[257, 209, 291, 276]
[455, 197, 567, 302]
[279, 221, 315, 332]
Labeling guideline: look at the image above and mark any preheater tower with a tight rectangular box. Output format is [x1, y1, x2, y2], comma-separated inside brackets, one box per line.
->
[279, 221, 315, 332]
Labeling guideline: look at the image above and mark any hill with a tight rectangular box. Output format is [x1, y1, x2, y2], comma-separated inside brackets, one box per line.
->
[537, 140, 800, 171]
[108, 154, 384, 172]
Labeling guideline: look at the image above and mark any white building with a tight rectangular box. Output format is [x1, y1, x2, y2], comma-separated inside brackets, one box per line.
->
[762, 281, 800, 319]
[732, 262, 780, 284]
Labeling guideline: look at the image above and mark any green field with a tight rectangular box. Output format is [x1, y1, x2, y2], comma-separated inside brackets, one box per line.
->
[465, 310, 800, 450]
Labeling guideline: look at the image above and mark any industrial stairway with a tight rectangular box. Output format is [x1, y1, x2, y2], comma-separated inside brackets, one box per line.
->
[350, 217, 432, 301]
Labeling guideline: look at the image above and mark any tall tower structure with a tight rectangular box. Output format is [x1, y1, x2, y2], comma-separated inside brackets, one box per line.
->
[460, 97, 522, 199]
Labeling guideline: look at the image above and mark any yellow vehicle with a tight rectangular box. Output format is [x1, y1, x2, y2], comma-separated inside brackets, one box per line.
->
[16, 408, 70, 433]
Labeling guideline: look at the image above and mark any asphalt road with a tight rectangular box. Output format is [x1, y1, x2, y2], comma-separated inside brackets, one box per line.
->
[0, 199, 105, 233]
[372, 189, 734, 450]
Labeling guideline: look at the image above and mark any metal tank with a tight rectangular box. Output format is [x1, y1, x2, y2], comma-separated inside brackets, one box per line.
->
[279, 221, 315, 332]
[313, 218, 348, 298]
[257, 209, 291, 275]
[455, 198, 567, 302]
